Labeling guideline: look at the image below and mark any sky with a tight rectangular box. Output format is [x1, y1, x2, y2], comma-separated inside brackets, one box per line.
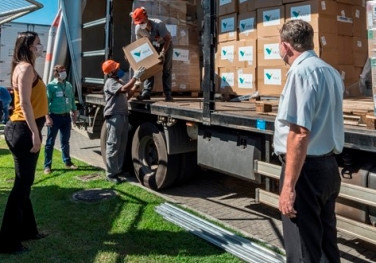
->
[14, 0, 59, 25]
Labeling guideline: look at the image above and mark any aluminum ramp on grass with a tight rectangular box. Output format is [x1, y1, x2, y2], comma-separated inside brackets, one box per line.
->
[155, 202, 286, 263]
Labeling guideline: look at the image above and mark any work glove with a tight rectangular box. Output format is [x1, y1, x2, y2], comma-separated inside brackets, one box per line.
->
[158, 50, 165, 64]
[133, 66, 146, 80]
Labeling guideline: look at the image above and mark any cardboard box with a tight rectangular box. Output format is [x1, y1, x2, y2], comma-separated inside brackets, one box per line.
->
[316, 33, 338, 66]
[236, 68, 256, 95]
[238, 0, 256, 12]
[237, 40, 256, 68]
[257, 6, 284, 37]
[353, 37, 368, 67]
[238, 11, 257, 40]
[337, 0, 365, 7]
[172, 46, 201, 92]
[338, 36, 353, 65]
[337, 3, 353, 36]
[257, 36, 285, 67]
[218, 13, 238, 43]
[282, 0, 305, 3]
[218, 0, 238, 16]
[217, 67, 237, 94]
[216, 41, 237, 68]
[255, 0, 282, 9]
[257, 66, 289, 97]
[285, 1, 338, 34]
[352, 6, 367, 38]
[122, 37, 163, 81]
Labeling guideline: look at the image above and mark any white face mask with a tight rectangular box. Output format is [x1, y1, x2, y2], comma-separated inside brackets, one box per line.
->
[35, 44, 44, 58]
[58, 71, 67, 80]
[140, 23, 147, 30]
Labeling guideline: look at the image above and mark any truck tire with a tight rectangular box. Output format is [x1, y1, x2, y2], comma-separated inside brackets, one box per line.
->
[131, 122, 180, 190]
[100, 121, 107, 165]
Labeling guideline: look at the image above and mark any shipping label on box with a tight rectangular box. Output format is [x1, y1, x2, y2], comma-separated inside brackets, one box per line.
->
[218, 13, 238, 42]
[238, 45, 254, 67]
[264, 68, 282, 86]
[257, 36, 285, 66]
[237, 69, 255, 89]
[123, 37, 162, 81]
[238, 13, 256, 39]
[221, 72, 235, 89]
[257, 6, 284, 37]
[286, 1, 338, 34]
[217, 41, 236, 67]
[173, 48, 190, 62]
[257, 66, 288, 96]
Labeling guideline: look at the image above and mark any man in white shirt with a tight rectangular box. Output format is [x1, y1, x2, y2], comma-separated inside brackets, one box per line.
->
[274, 20, 344, 263]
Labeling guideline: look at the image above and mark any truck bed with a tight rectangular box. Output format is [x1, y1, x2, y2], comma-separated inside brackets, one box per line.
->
[85, 94, 376, 153]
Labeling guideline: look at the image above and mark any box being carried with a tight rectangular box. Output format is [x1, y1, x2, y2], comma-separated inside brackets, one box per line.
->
[123, 37, 163, 81]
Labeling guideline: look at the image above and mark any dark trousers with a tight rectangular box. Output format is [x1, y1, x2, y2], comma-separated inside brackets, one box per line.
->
[1, 117, 44, 250]
[143, 45, 173, 96]
[280, 155, 341, 263]
[44, 113, 72, 168]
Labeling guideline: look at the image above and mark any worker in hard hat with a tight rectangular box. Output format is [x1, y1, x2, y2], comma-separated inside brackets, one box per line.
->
[102, 60, 145, 183]
[131, 7, 173, 102]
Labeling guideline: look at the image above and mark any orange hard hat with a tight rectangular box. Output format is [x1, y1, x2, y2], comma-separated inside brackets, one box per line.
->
[132, 7, 147, 25]
[102, 60, 119, 75]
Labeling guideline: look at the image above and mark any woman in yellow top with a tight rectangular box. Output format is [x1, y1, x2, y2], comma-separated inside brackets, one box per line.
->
[0, 31, 48, 254]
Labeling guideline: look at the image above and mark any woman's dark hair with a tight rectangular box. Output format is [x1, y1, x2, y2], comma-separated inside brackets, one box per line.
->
[279, 20, 314, 52]
[10, 31, 39, 83]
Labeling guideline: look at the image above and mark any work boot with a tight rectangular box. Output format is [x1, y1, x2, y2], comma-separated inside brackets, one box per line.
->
[165, 95, 173, 102]
[136, 93, 151, 101]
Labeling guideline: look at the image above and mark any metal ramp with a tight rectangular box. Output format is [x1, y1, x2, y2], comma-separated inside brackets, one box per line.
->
[0, 0, 43, 25]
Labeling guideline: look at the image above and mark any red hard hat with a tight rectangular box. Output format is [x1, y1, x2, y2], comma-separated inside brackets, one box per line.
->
[102, 60, 119, 75]
[132, 7, 147, 25]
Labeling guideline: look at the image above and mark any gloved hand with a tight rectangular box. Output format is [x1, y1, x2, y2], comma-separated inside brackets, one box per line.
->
[133, 66, 146, 80]
[158, 50, 165, 64]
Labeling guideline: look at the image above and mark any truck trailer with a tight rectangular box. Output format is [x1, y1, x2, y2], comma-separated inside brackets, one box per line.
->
[53, 0, 376, 246]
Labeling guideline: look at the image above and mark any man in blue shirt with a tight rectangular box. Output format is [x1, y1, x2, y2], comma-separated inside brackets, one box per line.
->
[274, 20, 344, 263]
[44, 65, 78, 174]
[0, 87, 12, 124]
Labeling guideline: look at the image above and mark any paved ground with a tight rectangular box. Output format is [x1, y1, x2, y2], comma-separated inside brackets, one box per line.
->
[44, 127, 376, 263]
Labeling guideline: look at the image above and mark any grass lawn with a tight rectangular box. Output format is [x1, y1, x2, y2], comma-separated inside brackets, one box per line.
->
[0, 138, 243, 263]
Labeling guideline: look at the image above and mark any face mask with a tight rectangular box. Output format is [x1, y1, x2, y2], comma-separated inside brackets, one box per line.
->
[140, 23, 147, 30]
[35, 44, 44, 57]
[117, 69, 125, 79]
[58, 71, 67, 80]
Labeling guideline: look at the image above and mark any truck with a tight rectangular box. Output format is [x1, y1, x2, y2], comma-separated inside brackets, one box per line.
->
[52, 0, 376, 246]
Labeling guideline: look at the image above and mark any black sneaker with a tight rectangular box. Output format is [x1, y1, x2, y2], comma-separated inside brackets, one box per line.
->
[137, 93, 151, 101]
[165, 95, 173, 102]
[106, 176, 127, 184]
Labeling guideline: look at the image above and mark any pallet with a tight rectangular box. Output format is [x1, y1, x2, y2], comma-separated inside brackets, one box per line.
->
[343, 97, 374, 129]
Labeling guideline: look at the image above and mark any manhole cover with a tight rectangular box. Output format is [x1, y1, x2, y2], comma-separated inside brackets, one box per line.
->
[76, 173, 103, 182]
[72, 188, 116, 202]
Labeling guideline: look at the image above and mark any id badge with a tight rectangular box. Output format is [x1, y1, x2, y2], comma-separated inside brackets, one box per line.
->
[66, 98, 69, 104]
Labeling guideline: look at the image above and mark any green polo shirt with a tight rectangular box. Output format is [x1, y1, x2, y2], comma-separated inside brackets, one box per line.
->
[47, 79, 77, 114]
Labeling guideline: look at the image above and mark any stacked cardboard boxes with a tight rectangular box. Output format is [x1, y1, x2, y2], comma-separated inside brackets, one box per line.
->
[215, 0, 368, 98]
[216, 0, 257, 96]
[132, 0, 201, 94]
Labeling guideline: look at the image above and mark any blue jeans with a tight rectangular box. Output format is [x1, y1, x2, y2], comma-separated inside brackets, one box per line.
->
[44, 114, 72, 168]
[143, 45, 173, 96]
[105, 114, 128, 178]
